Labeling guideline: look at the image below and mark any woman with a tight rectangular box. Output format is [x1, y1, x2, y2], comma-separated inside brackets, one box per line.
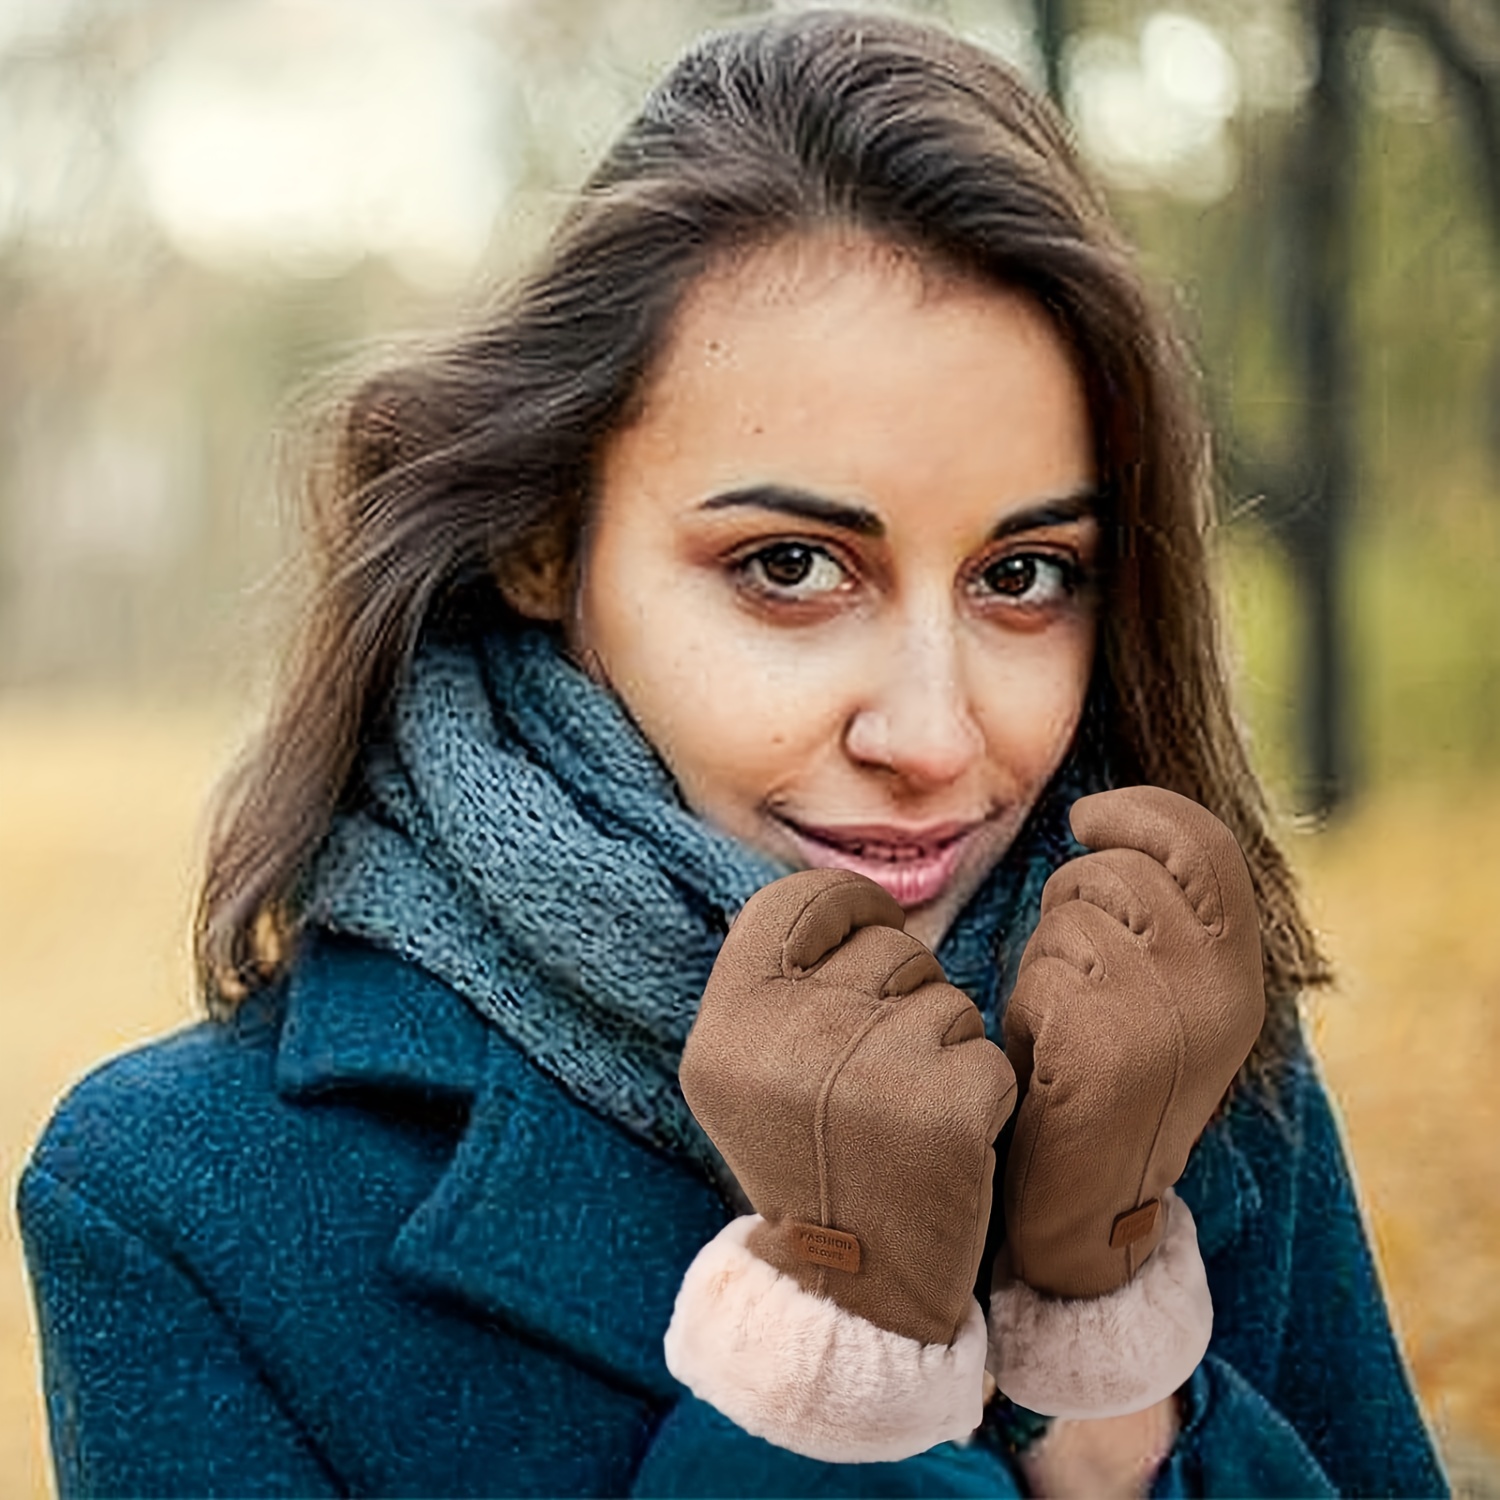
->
[19, 10, 1447, 1498]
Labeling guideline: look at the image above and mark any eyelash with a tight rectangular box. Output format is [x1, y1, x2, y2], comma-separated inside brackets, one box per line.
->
[728, 539, 1091, 614]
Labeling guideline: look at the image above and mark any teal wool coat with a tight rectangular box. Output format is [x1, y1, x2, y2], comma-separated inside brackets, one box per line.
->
[19, 933, 1450, 1498]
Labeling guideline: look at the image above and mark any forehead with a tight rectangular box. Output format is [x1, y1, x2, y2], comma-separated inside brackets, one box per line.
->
[605, 229, 1095, 522]
[634, 229, 1084, 409]
[659, 230, 1014, 363]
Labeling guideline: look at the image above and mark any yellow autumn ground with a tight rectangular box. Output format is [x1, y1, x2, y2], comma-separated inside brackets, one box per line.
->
[1, 699, 1497, 1497]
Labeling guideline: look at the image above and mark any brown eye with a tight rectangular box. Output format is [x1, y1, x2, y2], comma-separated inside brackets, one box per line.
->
[759, 543, 817, 587]
[736, 542, 849, 598]
[978, 552, 1082, 607]
[987, 556, 1040, 596]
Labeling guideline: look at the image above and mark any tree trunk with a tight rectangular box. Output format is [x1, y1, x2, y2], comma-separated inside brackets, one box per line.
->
[1034, 0, 1068, 108]
[1282, 0, 1360, 820]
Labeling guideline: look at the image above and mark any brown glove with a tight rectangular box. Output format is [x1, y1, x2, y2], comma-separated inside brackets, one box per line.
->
[664, 867, 1016, 1462]
[986, 786, 1265, 1418]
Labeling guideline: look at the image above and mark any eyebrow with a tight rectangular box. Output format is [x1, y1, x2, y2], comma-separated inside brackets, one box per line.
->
[695, 483, 1099, 541]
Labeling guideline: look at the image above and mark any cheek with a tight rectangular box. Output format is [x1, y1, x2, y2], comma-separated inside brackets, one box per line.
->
[640, 634, 856, 800]
[973, 624, 1095, 771]
[579, 536, 852, 789]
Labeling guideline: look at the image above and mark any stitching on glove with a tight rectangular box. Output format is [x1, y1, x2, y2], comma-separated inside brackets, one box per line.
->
[1127, 996, 1189, 1277]
[810, 1005, 889, 1294]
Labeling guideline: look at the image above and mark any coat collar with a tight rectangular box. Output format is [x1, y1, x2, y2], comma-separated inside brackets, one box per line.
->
[275, 933, 489, 1101]
[276, 933, 728, 1402]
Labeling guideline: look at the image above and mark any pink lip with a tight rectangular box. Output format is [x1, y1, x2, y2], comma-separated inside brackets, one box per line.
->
[777, 817, 983, 909]
[785, 817, 979, 849]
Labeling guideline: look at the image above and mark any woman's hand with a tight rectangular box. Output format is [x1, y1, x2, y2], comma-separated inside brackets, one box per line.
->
[1017, 1393, 1182, 1499]
[1003, 784, 1265, 1298]
[988, 785, 1264, 1419]
[666, 867, 1016, 1463]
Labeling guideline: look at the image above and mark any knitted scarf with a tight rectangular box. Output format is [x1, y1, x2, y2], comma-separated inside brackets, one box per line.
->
[307, 623, 1102, 1182]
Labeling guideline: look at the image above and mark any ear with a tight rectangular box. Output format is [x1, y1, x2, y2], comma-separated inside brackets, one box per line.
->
[494, 526, 574, 622]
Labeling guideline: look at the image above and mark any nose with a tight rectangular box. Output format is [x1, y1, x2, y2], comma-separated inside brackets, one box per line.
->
[843, 619, 986, 788]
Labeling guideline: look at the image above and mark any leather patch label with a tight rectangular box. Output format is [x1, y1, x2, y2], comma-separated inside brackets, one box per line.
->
[1109, 1199, 1161, 1250]
[789, 1221, 862, 1273]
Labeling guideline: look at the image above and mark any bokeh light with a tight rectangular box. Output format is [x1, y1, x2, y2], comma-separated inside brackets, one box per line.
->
[126, 0, 513, 286]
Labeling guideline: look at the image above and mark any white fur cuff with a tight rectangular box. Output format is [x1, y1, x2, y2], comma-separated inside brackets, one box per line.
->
[986, 1186, 1212, 1418]
[663, 1214, 988, 1463]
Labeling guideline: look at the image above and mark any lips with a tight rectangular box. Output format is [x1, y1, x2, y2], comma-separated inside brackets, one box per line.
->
[781, 818, 978, 856]
[776, 815, 984, 909]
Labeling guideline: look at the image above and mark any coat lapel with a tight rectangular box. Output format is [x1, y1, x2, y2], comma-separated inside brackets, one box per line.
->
[275, 934, 489, 1101]
[276, 934, 729, 1404]
[386, 1031, 728, 1402]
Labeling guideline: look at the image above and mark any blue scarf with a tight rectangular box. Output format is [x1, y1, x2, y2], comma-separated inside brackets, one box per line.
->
[307, 624, 1101, 1181]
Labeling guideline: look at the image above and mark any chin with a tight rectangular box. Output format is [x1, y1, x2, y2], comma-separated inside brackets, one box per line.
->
[900, 908, 949, 952]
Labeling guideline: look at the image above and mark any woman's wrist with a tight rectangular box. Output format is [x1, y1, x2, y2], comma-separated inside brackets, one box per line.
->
[1015, 1390, 1183, 1500]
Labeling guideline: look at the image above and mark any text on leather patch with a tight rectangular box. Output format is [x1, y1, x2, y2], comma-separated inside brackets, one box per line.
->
[1109, 1199, 1160, 1249]
[789, 1221, 862, 1273]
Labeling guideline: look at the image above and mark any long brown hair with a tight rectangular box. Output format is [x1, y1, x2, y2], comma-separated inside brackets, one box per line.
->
[197, 8, 1330, 1119]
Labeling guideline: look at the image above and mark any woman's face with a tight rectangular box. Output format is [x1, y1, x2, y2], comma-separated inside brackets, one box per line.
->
[563, 233, 1099, 952]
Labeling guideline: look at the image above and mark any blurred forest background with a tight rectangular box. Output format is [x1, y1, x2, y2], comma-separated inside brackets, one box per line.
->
[1, 0, 1497, 1494]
